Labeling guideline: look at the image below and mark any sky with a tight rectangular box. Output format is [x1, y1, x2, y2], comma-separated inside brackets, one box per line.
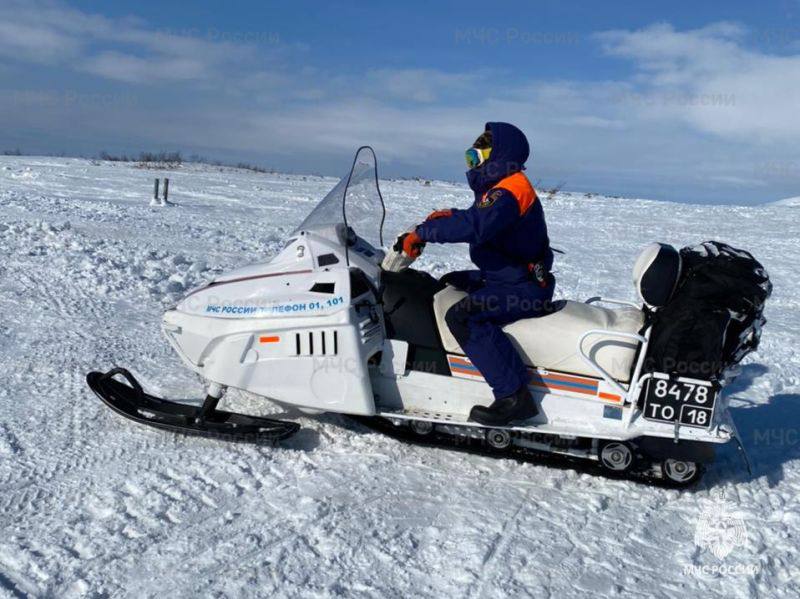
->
[1, 0, 800, 204]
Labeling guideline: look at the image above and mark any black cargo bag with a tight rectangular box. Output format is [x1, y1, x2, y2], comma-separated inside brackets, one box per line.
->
[644, 241, 772, 380]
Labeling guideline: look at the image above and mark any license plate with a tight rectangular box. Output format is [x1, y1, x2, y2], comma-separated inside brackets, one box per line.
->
[641, 376, 717, 429]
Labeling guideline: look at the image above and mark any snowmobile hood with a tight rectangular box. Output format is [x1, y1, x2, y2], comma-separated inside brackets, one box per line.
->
[467, 122, 530, 196]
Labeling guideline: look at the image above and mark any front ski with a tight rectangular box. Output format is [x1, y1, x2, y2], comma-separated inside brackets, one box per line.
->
[86, 368, 300, 442]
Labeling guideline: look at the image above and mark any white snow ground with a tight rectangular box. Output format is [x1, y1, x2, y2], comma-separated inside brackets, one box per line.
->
[770, 196, 800, 207]
[0, 156, 799, 598]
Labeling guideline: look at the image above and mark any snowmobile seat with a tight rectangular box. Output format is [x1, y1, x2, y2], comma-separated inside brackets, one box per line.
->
[433, 243, 682, 383]
[433, 287, 645, 382]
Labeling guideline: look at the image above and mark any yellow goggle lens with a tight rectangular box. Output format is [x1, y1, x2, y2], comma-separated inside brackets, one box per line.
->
[465, 147, 492, 169]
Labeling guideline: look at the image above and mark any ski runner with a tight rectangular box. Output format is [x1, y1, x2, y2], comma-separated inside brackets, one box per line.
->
[395, 122, 555, 426]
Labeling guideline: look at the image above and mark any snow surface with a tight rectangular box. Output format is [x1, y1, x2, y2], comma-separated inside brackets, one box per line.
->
[1, 156, 799, 598]
[769, 196, 800, 207]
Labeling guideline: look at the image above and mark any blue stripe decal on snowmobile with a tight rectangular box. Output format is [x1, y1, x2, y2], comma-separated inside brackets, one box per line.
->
[449, 355, 605, 398]
[537, 379, 597, 392]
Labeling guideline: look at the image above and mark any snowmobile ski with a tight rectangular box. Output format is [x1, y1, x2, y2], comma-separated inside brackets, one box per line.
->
[86, 368, 300, 442]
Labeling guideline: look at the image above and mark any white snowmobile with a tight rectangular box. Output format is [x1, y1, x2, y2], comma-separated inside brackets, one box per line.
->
[88, 147, 771, 486]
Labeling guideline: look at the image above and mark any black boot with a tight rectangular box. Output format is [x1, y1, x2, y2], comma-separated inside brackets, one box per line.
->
[469, 386, 539, 427]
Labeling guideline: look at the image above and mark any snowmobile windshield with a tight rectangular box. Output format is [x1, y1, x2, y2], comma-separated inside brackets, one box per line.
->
[293, 146, 386, 250]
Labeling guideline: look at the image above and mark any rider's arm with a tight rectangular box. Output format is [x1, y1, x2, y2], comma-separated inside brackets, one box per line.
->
[415, 189, 518, 244]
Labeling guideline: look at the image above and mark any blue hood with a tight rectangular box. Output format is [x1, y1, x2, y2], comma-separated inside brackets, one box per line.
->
[467, 122, 530, 197]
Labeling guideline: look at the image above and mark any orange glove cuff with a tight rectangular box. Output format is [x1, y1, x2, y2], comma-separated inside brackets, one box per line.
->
[426, 209, 453, 221]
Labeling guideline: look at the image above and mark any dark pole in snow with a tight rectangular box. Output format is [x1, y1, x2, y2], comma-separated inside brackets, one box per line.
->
[154, 178, 159, 200]
[163, 178, 169, 202]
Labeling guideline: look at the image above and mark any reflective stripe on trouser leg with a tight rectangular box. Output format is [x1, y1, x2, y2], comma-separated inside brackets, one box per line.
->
[445, 296, 530, 399]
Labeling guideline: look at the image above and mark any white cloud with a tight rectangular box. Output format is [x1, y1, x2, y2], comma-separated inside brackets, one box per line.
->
[81, 51, 213, 84]
[0, 0, 257, 84]
[1, 5, 799, 203]
[595, 22, 800, 142]
[363, 69, 482, 103]
[0, 18, 82, 63]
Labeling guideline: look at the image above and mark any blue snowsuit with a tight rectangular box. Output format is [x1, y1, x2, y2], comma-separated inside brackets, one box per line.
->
[416, 122, 555, 399]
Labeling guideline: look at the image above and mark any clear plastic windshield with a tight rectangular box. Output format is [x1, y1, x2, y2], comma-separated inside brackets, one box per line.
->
[293, 146, 386, 249]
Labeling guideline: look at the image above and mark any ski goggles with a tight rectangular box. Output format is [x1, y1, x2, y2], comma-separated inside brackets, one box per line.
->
[465, 146, 491, 169]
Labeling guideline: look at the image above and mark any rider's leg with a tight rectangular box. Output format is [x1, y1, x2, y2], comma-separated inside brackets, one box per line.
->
[440, 270, 483, 293]
[445, 286, 531, 398]
[445, 284, 554, 424]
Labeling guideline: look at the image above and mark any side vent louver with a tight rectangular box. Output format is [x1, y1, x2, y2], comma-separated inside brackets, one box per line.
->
[294, 330, 338, 356]
[318, 253, 339, 267]
[310, 282, 336, 294]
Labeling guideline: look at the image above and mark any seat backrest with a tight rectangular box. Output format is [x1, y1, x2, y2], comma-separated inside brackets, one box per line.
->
[632, 243, 682, 308]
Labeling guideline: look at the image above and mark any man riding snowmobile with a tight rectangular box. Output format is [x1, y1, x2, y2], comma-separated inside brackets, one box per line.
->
[87, 141, 771, 485]
[395, 122, 555, 426]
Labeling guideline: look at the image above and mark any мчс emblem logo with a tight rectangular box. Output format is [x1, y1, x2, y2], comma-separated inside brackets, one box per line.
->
[479, 189, 503, 208]
[693, 497, 748, 560]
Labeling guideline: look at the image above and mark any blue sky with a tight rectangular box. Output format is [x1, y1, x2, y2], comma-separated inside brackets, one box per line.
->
[1, 0, 800, 204]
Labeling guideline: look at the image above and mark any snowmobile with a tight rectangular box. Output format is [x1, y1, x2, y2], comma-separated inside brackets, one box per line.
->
[87, 147, 771, 486]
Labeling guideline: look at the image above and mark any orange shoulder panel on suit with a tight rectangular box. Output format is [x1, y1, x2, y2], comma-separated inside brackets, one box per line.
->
[493, 172, 537, 215]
